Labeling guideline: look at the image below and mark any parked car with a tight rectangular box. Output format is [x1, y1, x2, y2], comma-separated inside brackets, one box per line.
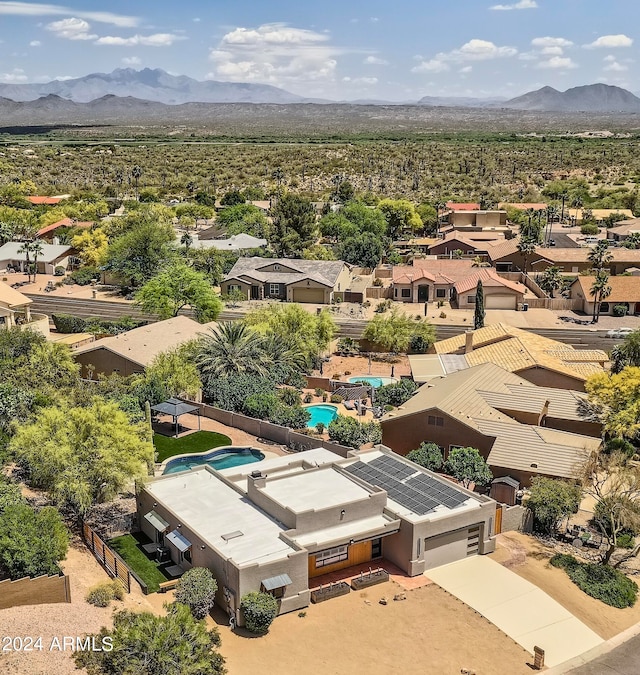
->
[606, 327, 634, 339]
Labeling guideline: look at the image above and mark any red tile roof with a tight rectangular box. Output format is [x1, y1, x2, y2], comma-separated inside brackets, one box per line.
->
[392, 267, 435, 284]
[454, 269, 525, 295]
[446, 202, 480, 211]
[27, 196, 63, 205]
[37, 218, 93, 237]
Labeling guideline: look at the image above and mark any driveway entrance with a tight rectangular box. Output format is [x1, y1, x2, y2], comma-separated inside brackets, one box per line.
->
[427, 556, 603, 668]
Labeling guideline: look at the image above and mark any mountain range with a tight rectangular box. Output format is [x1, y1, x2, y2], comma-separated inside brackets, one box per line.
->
[1, 70, 640, 117]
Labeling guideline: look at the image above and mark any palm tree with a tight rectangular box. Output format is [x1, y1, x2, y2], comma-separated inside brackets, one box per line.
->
[30, 239, 44, 283]
[180, 231, 193, 254]
[17, 240, 33, 282]
[590, 269, 612, 323]
[538, 265, 562, 298]
[195, 322, 268, 380]
[517, 239, 537, 274]
[261, 334, 308, 377]
[588, 240, 613, 271]
[560, 191, 569, 223]
[131, 165, 143, 201]
[434, 201, 446, 237]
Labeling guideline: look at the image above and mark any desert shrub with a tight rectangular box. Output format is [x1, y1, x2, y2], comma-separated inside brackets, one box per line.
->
[86, 580, 125, 607]
[278, 387, 301, 407]
[330, 394, 343, 403]
[174, 567, 218, 620]
[409, 334, 430, 353]
[617, 533, 636, 549]
[613, 304, 628, 317]
[314, 388, 324, 397]
[68, 266, 99, 286]
[269, 405, 310, 430]
[241, 591, 279, 634]
[52, 313, 87, 334]
[244, 393, 280, 420]
[54, 266, 66, 276]
[550, 554, 638, 608]
[581, 223, 600, 235]
[304, 393, 313, 404]
[316, 422, 325, 434]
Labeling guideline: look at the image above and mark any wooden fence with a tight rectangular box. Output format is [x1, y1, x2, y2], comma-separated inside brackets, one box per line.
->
[0, 572, 71, 610]
[82, 522, 131, 593]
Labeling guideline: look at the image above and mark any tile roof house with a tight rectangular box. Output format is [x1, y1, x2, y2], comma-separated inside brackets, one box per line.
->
[444, 210, 510, 233]
[37, 217, 94, 239]
[0, 280, 32, 329]
[606, 218, 640, 242]
[73, 315, 216, 378]
[221, 257, 353, 304]
[427, 231, 506, 256]
[446, 202, 481, 211]
[570, 276, 640, 316]
[431, 323, 608, 391]
[381, 362, 602, 485]
[26, 196, 64, 206]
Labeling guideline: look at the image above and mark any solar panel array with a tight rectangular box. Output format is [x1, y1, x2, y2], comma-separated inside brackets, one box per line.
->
[344, 455, 469, 515]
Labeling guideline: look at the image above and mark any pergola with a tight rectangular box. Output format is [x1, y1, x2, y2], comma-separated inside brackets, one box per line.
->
[150, 397, 201, 437]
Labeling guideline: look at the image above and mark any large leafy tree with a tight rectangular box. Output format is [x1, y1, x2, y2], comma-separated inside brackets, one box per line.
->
[406, 442, 444, 471]
[337, 232, 384, 268]
[585, 367, 640, 439]
[378, 199, 422, 239]
[525, 477, 582, 534]
[135, 262, 222, 322]
[0, 504, 68, 579]
[71, 228, 109, 267]
[11, 399, 154, 516]
[270, 194, 317, 257]
[216, 203, 270, 238]
[136, 346, 202, 402]
[363, 308, 435, 353]
[538, 265, 563, 298]
[74, 603, 226, 675]
[174, 567, 218, 620]
[444, 447, 492, 489]
[340, 202, 387, 237]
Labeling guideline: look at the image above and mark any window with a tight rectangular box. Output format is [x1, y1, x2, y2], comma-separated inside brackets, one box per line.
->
[182, 549, 192, 564]
[228, 284, 241, 292]
[599, 302, 610, 313]
[315, 545, 349, 568]
[467, 295, 476, 304]
[427, 415, 444, 427]
[274, 265, 280, 271]
[267, 585, 285, 599]
[436, 288, 446, 298]
[449, 444, 464, 451]
[269, 283, 280, 296]
[401, 288, 411, 298]
[394, 288, 398, 297]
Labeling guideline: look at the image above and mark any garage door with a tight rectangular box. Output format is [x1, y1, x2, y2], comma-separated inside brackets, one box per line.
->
[423, 525, 479, 570]
[292, 288, 326, 304]
[486, 294, 516, 310]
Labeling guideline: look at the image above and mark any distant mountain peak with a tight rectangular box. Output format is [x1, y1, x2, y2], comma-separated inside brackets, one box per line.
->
[503, 83, 640, 112]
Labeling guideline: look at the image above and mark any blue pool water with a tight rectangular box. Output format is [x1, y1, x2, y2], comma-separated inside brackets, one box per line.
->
[305, 404, 338, 428]
[348, 376, 398, 388]
[163, 447, 265, 475]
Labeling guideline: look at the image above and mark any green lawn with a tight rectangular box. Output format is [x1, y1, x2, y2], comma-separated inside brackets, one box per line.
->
[153, 431, 232, 463]
[108, 533, 171, 594]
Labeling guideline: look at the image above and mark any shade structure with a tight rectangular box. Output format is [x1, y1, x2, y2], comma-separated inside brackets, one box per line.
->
[166, 529, 192, 553]
[151, 397, 201, 437]
[144, 510, 169, 532]
[261, 573, 292, 591]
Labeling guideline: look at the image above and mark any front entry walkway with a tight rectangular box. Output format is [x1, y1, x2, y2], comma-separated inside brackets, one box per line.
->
[427, 556, 603, 668]
[310, 559, 431, 591]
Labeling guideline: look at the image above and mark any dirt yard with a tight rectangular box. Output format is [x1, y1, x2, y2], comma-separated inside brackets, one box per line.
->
[212, 580, 533, 675]
[491, 531, 640, 640]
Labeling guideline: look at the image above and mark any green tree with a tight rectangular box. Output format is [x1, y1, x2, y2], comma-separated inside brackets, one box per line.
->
[585, 368, 640, 439]
[517, 238, 536, 274]
[0, 477, 25, 513]
[240, 591, 279, 634]
[474, 280, 485, 330]
[318, 213, 356, 242]
[139, 346, 202, 401]
[337, 232, 384, 268]
[363, 308, 435, 353]
[327, 415, 382, 448]
[220, 189, 245, 206]
[340, 202, 387, 237]
[270, 194, 317, 257]
[375, 379, 419, 408]
[174, 567, 219, 620]
[525, 477, 582, 534]
[611, 329, 640, 374]
[11, 399, 154, 516]
[74, 603, 226, 675]
[538, 266, 563, 298]
[378, 199, 422, 239]
[0, 504, 68, 579]
[444, 447, 492, 488]
[216, 204, 270, 238]
[590, 268, 612, 323]
[0, 383, 35, 431]
[406, 442, 444, 471]
[135, 262, 222, 322]
[588, 240, 614, 271]
[416, 203, 438, 234]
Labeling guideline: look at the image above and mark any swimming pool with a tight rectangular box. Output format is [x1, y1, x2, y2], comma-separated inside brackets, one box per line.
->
[162, 447, 265, 475]
[348, 376, 398, 388]
[305, 404, 338, 428]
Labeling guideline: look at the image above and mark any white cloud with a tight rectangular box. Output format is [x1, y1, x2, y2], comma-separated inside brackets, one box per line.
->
[604, 59, 628, 72]
[459, 66, 473, 73]
[370, 17, 379, 22]
[531, 37, 573, 49]
[490, 0, 537, 10]
[536, 56, 578, 69]
[208, 23, 343, 86]
[364, 55, 388, 66]
[585, 34, 633, 49]
[46, 17, 96, 40]
[121, 56, 141, 66]
[0, 67, 28, 83]
[29, 40, 41, 47]
[95, 33, 182, 47]
[413, 38, 517, 73]
[342, 76, 377, 85]
[0, 2, 137, 26]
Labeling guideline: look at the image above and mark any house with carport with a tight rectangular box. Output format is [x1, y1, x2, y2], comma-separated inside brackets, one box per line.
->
[380, 363, 601, 486]
[138, 446, 497, 623]
[221, 257, 353, 304]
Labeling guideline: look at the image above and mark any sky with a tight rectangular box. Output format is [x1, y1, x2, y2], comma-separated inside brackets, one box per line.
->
[0, 0, 638, 100]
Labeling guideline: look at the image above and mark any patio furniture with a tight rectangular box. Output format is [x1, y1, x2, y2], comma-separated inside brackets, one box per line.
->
[343, 400, 356, 411]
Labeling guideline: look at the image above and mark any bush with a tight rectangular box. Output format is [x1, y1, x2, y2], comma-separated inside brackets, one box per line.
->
[316, 422, 325, 434]
[278, 387, 301, 407]
[409, 334, 430, 353]
[174, 567, 218, 620]
[376, 380, 418, 408]
[304, 393, 313, 404]
[406, 443, 444, 471]
[314, 388, 324, 397]
[54, 266, 65, 276]
[86, 580, 125, 608]
[269, 405, 310, 430]
[68, 266, 99, 286]
[617, 533, 636, 549]
[328, 415, 382, 448]
[330, 394, 343, 403]
[613, 304, 628, 317]
[52, 313, 87, 334]
[550, 554, 637, 608]
[241, 591, 279, 633]
[581, 223, 600, 235]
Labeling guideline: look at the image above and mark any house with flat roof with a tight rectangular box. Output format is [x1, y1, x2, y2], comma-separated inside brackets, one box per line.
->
[73, 315, 215, 377]
[179, 233, 267, 252]
[427, 231, 506, 257]
[567, 208, 634, 224]
[606, 218, 640, 243]
[380, 363, 601, 485]
[139, 446, 497, 623]
[0, 241, 73, 275]
[429, 323, 608, 391]
[443, 210, 510, 233]
[569, 276, 640, 316]
[221, 257, 353, 304]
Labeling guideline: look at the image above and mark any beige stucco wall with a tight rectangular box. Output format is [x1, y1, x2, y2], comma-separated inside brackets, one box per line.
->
[74, 348, 143, 378]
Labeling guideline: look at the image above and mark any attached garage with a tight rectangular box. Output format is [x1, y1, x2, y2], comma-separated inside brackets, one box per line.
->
[486, 294, 517, 310]
[423, 525, 480, 570]
[292, 287, 326, 304]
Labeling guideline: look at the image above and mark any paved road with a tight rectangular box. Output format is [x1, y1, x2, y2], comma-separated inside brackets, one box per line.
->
[27, 294, 615, 350]
[566, 633, 640, 674]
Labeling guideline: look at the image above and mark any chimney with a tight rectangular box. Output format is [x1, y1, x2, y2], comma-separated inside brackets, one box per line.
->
[465, 330, 474, 354]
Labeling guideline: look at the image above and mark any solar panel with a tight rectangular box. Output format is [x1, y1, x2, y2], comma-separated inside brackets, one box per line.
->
[406, 475, 468, 509]
[370, 455, 415, 480]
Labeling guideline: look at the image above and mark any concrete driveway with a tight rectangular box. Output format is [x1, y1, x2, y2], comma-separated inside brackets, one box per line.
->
[427, 556, 603, 668]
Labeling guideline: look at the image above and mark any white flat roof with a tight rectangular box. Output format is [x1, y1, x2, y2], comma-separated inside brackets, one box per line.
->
[146, 468, 295, 566]
[261, 467, 373, 512]
[293, 514, 399, 549]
